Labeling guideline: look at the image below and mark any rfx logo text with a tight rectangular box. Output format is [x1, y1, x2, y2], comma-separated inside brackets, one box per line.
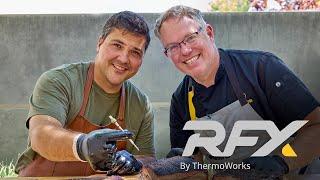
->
[183, 120, 307, 157]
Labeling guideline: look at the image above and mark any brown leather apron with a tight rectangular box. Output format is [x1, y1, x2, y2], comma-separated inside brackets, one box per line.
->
[19, 62, 127, 176]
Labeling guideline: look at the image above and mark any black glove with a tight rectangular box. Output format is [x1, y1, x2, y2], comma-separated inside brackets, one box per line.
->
[166, 148, 184, 158]
[76, 129, 133, 171]
[244, 155, 289, 178]
[217, 155, 289, 179]
[107, 150, 143, 175]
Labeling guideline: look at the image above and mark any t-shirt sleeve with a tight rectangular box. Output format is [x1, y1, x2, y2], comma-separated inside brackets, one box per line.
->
[131, 96, 155, 156]
[27, 70, 71, 128]
[170, 93, 194, 148]
[261, 54, 319, 125]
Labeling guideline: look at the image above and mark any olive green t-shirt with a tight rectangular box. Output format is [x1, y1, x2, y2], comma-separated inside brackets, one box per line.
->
[15, 62, 154, 173]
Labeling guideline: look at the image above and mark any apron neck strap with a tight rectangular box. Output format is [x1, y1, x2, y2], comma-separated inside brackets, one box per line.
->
[79, 62, 94, 116]
[220, 52, 248, 106]
[188, 78, 197, 120]
[117, 84, 126, 122]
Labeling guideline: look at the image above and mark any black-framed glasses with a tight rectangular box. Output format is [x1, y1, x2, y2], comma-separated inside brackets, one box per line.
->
[164, 27, 203, 56]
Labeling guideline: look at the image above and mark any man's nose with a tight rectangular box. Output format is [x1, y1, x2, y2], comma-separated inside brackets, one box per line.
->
[118, 51, 129, 63]
[180, 43, 192, 56]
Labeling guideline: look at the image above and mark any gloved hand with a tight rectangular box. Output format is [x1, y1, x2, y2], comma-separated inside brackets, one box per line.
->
[166, 148, 184, 158]
[244, 155, 289, 178]
[107, 150, 143, 175]
[76, 129, 133, 171]
[217, 155, 289, 179]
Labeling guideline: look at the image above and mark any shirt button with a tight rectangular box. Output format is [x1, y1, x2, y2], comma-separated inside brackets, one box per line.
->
[275, 82, 281, 87]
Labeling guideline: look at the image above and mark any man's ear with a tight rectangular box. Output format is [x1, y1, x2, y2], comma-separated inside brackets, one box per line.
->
[96, 36, 105, 52]
[205, 24, 215, 41]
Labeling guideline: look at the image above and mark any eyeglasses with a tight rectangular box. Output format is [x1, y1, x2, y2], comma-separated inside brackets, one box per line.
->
[164, 27, 203, 57]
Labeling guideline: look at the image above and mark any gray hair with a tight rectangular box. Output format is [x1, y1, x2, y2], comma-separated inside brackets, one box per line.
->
[154, 5, 206, 39]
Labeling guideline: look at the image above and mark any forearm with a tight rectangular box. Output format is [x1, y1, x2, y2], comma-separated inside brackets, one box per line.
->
[282, 124, 320, 171]
[29, 115, 81, 161]
[135, 155, 156, 165]
[282, 107, 320, 171]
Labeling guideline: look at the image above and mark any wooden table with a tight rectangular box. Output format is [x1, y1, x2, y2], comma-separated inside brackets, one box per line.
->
[3, 174, 142, 180]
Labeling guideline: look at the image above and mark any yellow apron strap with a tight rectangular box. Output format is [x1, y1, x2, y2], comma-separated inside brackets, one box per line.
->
[188, 86, 197, 120]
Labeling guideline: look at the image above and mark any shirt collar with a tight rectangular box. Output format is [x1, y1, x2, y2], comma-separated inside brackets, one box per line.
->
[191, 50, 226, 90]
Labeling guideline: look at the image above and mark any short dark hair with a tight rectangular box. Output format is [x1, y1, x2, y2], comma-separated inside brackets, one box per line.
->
[101, 11, 150, 51]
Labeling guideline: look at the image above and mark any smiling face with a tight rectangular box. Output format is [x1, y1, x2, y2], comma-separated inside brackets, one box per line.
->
[159, 16, 220, 86]
[94, 28, 146, 93]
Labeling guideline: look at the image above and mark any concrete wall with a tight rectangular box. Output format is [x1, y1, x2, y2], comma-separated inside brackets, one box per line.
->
[0, 12, 319, 163]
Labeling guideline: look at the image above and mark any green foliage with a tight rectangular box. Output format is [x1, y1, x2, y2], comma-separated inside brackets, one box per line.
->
[210, 0, 250, 12]
[0, 161, 17, 177]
